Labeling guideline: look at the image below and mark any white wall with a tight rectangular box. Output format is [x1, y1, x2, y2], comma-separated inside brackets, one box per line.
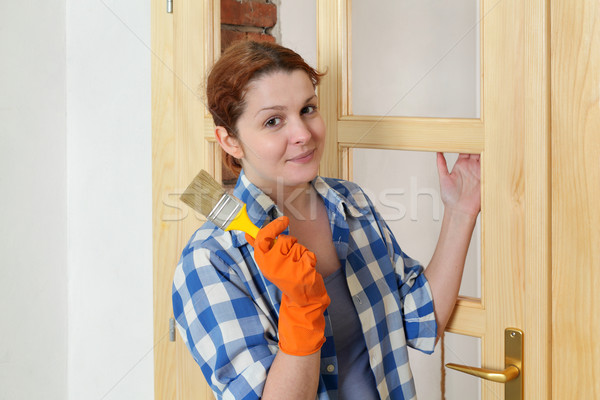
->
[1, 0, 153, 399]
[67, 0, 153, 399]
[0, 0, 68, 399]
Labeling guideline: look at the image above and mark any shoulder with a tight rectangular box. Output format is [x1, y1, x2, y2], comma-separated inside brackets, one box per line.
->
[175, 221, 240, 279]
[172, 220, 250, 314]
[185, 220, 229, 251]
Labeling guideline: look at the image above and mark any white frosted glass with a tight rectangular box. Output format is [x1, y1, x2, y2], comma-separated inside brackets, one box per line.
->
[408, 343, 442, 399]
[279, 0, 317, 69]
[351, 0, 480, 118]
[445, 333, 481, 400]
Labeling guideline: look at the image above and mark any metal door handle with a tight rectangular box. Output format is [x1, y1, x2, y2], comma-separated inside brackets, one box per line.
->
[445, 363, 519, 383]
[445, 328, 523, 400]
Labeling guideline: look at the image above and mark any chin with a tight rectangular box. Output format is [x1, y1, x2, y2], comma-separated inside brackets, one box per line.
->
[279, 171, 317, 189]
[294, 163, 319, 181]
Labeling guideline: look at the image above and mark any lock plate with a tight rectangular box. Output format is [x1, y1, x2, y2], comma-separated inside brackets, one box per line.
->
[505, 328, 523, 400]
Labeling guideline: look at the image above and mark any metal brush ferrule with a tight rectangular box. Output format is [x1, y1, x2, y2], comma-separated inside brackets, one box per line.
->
[207, 194, 244, 230]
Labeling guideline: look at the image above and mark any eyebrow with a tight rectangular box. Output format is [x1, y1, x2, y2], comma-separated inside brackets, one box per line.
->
[255, 95, 318, 117]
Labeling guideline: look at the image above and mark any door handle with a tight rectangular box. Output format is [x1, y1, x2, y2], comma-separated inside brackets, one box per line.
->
[445, 363, 519, 383]
[445, 328, 523, 400]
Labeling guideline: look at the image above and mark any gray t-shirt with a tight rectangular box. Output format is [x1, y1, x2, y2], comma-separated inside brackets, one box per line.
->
[325, 268, 380, 399]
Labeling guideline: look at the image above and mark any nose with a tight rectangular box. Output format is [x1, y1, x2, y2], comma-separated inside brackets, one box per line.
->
[289, 118, 312, 145]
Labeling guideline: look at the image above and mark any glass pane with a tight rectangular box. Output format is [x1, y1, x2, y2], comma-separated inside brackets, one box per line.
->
[279, 0, 318, 71]
[444, 333, 481, 400]
[351, 0, 481, 118]
[352, 149, 481, 298]
[408, 343, 442, 399]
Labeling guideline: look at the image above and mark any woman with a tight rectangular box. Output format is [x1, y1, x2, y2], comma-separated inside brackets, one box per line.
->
[173, 40, 481, 400]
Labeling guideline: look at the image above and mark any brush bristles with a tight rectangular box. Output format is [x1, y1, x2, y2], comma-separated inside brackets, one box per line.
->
[180, 170, 226, 217]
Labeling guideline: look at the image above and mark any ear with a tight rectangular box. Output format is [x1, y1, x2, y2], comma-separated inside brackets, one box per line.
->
[215, 126, 244, 159]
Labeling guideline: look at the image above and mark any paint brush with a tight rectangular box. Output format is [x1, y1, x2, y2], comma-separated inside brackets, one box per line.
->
[180, 170, 260, 239]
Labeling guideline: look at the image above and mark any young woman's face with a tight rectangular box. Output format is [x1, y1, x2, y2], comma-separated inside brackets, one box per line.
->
[233, 69, 326, 193]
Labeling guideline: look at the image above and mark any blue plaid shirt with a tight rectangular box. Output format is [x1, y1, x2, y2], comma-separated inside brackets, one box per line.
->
[172, 171, 437, 400]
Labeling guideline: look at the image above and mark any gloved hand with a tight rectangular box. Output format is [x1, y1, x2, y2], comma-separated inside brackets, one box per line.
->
[246, 216, 330, 356]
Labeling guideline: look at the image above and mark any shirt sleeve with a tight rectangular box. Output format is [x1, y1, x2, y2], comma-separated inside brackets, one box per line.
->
[378, 214, 438, 354]
[172, 241, 278, 399]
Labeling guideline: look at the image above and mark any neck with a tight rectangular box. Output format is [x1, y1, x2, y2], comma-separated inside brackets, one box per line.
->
[272, 182, 320, 222]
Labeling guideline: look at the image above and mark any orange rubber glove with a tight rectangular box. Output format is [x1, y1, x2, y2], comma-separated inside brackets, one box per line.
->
[246, 216, 330, 356]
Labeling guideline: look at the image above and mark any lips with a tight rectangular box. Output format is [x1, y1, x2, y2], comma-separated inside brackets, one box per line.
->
[288, 149, 315, 163]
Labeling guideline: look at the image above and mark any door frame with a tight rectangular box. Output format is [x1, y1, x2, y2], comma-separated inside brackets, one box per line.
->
[151, 0, 221, 398]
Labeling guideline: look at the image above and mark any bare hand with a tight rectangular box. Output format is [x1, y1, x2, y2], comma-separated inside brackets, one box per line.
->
[436, 152, 481, 216]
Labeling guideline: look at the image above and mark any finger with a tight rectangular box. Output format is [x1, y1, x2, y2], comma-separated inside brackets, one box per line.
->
[245, 233, 256, 247]
[269, 234, 297, 255]
[436, 152, 450, 178]
[286, 240, 315, 264]
[257, 216, 289, 242]
[254, 216, 290, 252]
[465, 154, 480, 164]
[303, 249, 317, 267]
[458, 153, 480, 161]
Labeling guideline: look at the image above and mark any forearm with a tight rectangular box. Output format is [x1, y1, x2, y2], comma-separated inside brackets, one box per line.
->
[425, 208, 478, 338]
[262, 350, 321, 399]
[249, 217, 328, 399]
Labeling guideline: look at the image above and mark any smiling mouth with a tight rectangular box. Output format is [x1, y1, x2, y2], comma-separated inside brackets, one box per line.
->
[289, 149, 315, 163]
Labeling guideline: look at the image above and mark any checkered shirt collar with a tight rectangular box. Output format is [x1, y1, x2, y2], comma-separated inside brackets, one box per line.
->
[229, 170, 369, 247]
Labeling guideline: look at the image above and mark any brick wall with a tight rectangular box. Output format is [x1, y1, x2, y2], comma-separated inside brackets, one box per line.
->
[221, 0, 277, 52]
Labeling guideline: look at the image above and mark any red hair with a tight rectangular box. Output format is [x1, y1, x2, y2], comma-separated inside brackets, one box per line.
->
[206, 41, 325, 176]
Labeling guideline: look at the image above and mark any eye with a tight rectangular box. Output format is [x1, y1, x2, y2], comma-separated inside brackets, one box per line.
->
[301, 105, 317, 115]
[265, 117, 282, 127]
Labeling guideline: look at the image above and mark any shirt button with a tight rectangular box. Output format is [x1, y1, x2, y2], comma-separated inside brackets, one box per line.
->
[326, 364, 335, 373]
[354, 295, 362, 304]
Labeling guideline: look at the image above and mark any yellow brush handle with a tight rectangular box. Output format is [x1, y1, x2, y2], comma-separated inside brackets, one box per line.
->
[225, 204, 261, 239]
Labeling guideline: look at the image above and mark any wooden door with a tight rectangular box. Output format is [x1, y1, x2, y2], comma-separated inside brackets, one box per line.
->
[318, 1, 549, 398]
[152, 0, 598, 399]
